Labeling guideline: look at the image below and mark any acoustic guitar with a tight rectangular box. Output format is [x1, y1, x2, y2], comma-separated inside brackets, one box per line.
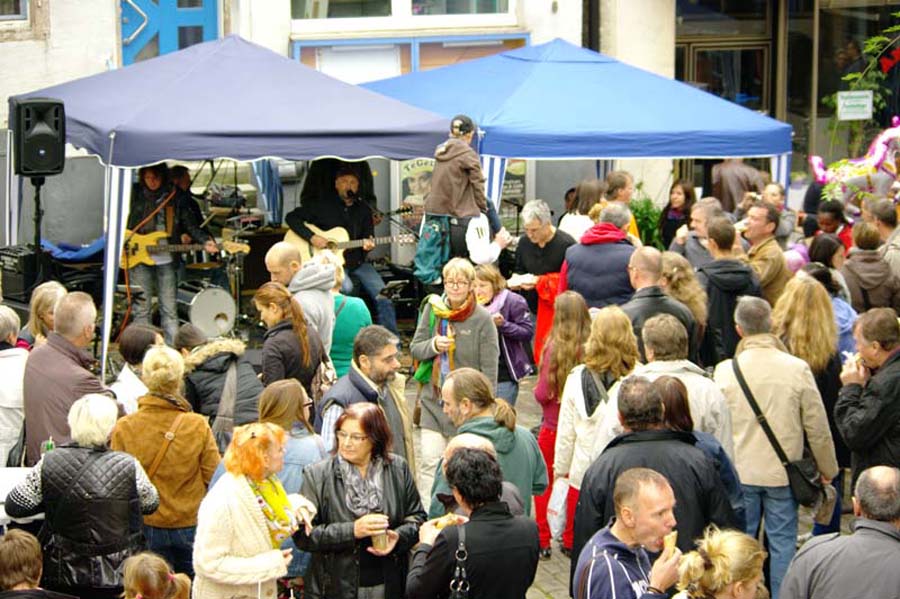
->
[121, 230, 250, 269]
[284, 222, 415, 265]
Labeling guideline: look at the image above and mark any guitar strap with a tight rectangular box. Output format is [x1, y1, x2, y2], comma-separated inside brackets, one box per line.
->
[130, 189, 177, 239]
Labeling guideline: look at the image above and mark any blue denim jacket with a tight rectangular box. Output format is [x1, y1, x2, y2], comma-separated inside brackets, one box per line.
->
[209, 425, 327, 577]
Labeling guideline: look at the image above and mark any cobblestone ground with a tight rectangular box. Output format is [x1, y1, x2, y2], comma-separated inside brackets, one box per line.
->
[400, 366, 852, 599]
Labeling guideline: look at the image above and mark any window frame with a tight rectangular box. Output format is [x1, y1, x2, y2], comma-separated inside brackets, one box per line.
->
[0, 0, 27, 22]
[291, 0, 518, 34]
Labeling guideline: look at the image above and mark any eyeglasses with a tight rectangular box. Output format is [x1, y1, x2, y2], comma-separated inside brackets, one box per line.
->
[303, 401, 315, 409]
[336, 431, 368, 444]
[445, 280, 469, 288]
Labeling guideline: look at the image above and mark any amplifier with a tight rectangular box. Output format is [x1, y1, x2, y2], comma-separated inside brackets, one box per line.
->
[0, 246, 37, 302]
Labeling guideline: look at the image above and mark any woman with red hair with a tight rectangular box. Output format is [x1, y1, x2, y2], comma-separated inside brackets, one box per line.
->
[294, 402, 426, 599]
[192, 423, 295, 599]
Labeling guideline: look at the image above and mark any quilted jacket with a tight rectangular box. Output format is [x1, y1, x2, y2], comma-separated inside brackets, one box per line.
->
[10, 446, 153, 591]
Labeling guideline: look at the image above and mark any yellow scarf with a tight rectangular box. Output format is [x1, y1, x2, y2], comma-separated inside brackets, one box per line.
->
[248, 476, 296, 549]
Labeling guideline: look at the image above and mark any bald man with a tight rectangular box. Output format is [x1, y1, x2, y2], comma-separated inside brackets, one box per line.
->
[431, 433, 526, 516]
[265, 242, 336, 353]
[620, 247, 698, 364]
[781, 466, 900, 599]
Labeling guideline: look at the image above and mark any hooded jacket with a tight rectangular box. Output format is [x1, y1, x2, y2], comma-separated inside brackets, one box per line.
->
[572, 430, 737, 588]
[183, 338, 264, 426]
[559, 223, 635, 308]
[289, 262, 337, 354]
[781, 518, 900, 599]
[427, 415, 548, 518]
[835, 348, 900, 485]
[425, 136, 487, 218]
[840, 248, 900, 314]
[831, 295, 858, 359]
[573, 524, 668, 599]
[697, 259, 762, 358]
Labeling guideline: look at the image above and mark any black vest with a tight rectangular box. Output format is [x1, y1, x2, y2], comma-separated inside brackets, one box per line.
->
[39, 446, 145, 590]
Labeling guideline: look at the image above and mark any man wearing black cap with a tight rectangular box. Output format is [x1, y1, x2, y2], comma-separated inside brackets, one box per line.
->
[424, 114, 491, 259]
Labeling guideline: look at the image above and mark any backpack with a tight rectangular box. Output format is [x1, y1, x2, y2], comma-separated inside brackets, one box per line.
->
[414, 216, 450, 285]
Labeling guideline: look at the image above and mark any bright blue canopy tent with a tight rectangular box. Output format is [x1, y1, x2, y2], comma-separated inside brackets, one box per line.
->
[6, 34, 448, 372]
[365, 38, 793, 203]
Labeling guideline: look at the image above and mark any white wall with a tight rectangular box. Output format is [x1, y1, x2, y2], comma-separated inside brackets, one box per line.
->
[231, 0, 291, 56]
[0, 1, 118, 128]
[601, 0, 676, 206]
[521, 0, 581, 45]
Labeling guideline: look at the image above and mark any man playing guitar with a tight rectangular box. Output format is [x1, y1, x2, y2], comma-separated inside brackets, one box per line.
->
[284, 166, 398, 335]
[126, 163, 217, 344]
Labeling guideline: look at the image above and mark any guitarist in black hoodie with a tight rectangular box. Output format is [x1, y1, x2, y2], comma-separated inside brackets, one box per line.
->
[126, 163, 216, 344]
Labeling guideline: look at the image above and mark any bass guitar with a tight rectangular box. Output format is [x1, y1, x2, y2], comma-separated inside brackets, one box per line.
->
[283, 222, 415, 265]
[121, 230, 250, 269]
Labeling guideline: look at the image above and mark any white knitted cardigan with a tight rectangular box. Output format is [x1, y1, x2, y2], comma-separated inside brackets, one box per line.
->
[192, 472, 287, 599]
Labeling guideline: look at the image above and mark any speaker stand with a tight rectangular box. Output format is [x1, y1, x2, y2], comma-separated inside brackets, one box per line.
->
[30, 176, 48, 288]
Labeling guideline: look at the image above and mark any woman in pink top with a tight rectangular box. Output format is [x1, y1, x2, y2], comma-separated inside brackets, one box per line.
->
[533, 291, 591, 558]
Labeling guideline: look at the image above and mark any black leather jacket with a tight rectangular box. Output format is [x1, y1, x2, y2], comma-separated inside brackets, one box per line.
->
[293, 455, 426, 599]
[37, 447, 148, 590]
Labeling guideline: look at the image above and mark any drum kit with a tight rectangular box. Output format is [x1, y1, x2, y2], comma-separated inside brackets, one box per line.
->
[177, 212, 263, 338]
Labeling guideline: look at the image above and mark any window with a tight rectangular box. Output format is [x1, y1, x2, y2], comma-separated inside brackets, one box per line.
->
[292, 0, 391, 19]
[676, 0, 770, 37]
[693, 45, 769, 111]
[0, 0, 26, 20]
[413, 0, 508, 15]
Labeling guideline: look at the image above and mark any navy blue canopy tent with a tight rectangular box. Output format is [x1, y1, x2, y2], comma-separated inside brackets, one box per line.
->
[365, 38, 793, 203]
[5, 34, 448, 371]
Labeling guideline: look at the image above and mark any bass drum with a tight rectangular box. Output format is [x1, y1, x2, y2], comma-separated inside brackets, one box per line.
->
[176, 281, 236, 338]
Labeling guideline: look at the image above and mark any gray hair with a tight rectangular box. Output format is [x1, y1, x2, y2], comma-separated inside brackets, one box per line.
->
[692, 197, 725, 220]
[855, 466, 900, 521]
[353, 325, 399, 362]
[0, 306, 21, 341]
[871, 198, 898, 228]
[68, 394, 119, 447]
[618, 375, 664, 430]
[444, 432, 497, 460]
[521, 200, 552, 225]
[53, 292, 96, 339]
[600, 203, 632, 230]
[734, 296, 771, 335]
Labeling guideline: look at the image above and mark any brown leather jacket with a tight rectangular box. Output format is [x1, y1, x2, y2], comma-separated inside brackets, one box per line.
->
[424, 136, 487, 218]
[111, 393, 220, 527]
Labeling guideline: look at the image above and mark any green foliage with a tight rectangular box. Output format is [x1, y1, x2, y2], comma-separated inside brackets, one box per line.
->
[630, 198, 663, 249]
[823, 13, 900, 157]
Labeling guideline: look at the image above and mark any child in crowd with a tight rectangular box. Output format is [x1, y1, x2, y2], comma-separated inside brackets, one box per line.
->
[123, 553, 191, 599]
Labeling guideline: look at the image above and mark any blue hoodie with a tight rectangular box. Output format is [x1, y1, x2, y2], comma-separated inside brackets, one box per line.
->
[573, 524, 668, 599]
[831, 295, 858, 360]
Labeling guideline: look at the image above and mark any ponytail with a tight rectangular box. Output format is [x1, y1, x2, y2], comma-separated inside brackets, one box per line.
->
[254, 282, 311, 367]
[288, 297, 311, 368]
[493, 398, 517, 431]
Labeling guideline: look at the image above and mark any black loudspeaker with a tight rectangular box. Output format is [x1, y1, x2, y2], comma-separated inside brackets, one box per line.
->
[12, 98, 66, 177]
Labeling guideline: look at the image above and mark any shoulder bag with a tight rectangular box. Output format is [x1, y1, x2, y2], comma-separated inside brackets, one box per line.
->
[732, 358, 823, 507]
[148, 412, 189, 479]
[449, 524, 469, 599]
[211, 361, 238, 455]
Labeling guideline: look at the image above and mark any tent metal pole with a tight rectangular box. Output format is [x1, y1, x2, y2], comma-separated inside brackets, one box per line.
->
[4, 130, 13, 246]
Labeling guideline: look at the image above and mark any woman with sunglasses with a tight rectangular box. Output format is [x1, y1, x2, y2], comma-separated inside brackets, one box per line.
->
[294, 402, 426, 599]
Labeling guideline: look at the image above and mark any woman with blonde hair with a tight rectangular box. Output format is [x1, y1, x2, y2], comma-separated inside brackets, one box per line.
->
[533, 291, 590, 557]
[254, 281, 325, 395]
[18, 280, 67, 349]
[554, 305, 639, 556]
[111, 345, 220, 576]
[773, 269, 849, 536]
[661, 251, 721, 365]
[675, 528, 765, 599]
[410, 257, 499, 508]
[122, 552, 190, 599]
[193, 423, 295, 599]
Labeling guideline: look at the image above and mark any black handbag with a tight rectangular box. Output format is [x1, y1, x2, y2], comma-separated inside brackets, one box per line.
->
[449, 524, 469, 599]
[732, 358, 824, 507]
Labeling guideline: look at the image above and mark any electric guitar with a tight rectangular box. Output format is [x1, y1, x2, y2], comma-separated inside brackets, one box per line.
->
[121, 230, 250, 269]
[284, 222, 416, 265]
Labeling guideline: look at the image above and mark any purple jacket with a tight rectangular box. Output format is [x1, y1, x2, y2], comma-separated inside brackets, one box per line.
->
[496, 291, 535, 381]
